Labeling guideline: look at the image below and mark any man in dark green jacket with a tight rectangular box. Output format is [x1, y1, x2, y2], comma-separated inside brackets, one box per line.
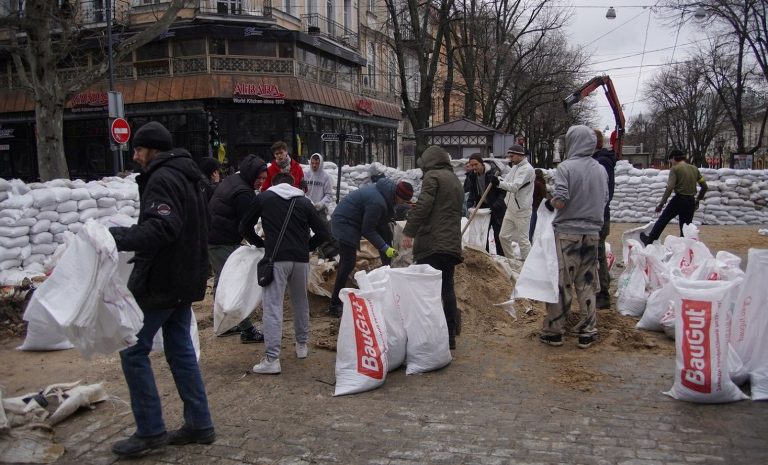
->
[402, 145, 464, 350]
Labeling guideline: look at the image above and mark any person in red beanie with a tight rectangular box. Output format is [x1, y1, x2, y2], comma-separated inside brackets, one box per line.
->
[328, 177, 413, 317]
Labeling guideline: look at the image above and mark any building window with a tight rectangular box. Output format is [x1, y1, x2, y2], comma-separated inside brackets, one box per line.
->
[388, 50, 397, 93]
[368, 0, 375, 13]
[344, 0, 351, 30]
[209, 38, 227, 55]
[136, 41, 169, 61]
[216, 0, 242, 14]
[308, 0, 316, 14]
[285, 0, 292, 16]
[172, 39, 205, 57]
[326, 0, 334, 35]
[228, 40, 277, 57]
[367, 43, 376, 88]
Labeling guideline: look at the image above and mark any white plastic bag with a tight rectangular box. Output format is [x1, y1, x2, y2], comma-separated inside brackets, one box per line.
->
[730, 248, 768, 400]
[664, 235, 713, 277]
[621, 221, 653, 264]
[213, 245, 265, 336]
[152, 310, 201, 361]
[512, 204, 558, 303]
[664, 277, 748, 403]
[389, 264, 452, 374]
[356, 267, 406, 371]
[616, 253, 648, 317]
[462, 208, 491, 249]
[636, 281, 677, 332]
[334, 288, 389, 396]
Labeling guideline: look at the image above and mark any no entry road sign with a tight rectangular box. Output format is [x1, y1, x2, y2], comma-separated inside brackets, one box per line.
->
[110, 118, 131, 145]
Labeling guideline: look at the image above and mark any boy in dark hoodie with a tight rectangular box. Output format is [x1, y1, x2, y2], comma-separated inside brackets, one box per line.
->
[592, 129, 616, 309]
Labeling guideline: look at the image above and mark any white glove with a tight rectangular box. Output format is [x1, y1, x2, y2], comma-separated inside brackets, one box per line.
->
[314, 202, 327, 212]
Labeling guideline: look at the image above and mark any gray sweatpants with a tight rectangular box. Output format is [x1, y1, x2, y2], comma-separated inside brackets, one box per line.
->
[543, 232, 600, 337]
[262, 261, 311, 360]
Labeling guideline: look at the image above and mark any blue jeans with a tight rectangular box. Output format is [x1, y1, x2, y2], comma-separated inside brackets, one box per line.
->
[120, 304, 213, 437]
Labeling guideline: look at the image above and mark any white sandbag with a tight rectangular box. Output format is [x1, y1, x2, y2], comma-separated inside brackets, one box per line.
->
[389, 264, 452, 374]
[29, 188, 57, 208]
[356, 267, 406, 372]
[97, 196, 117, 208]
[637, 281, 677, 332]
[0, 216, 35, 227]
[0, 225, 29, 237]
[665, 235, 714, 277]
[664, 277, 747, 403]
[31, 243, 58, 256]
[22, 220, 144, 359]
[682, 222, 700, 240]
[621, 221, 653, 265]
[118, 206, 136, 217]
[730, 248, 768, 400]
[0, 259, 21, 271]
[85, 183, 110, 199]
[23, 254, 46, 267]
[0, 247, 20, 261]
[0, 193, 33, 210]
[49, 222, 67, 234]
[334, 288, 389, 396]
[728, 343, 749, 386]
[30, 232, 53, 245]
[512, 205, 558, 302]
[616, 254, 648, 317]
[0, 207, 23, 220]
[58, 211, 81, 225]
[70, 187, 91, 201]
[68, 223, 83, 233]
[30, 219, 51, 234]
[152, 310, 201, 361]
[55, 200, 78, 213]
[77, 198, 97, 210]
[16, 316, 74, 351]
[0, 236, 29, 249]
[212, 245, 265, 336]
[462, 208, 491, 249]
[79, 208, 99, 221]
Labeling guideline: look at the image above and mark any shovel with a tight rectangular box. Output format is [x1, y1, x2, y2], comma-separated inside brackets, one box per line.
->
[461, 182, 494, 235]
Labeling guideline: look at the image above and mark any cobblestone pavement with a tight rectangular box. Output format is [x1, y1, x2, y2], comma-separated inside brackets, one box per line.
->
[47, 330, 768, 465]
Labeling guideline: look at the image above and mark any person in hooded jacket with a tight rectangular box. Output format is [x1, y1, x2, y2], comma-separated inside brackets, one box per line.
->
[328, 178, 414, 317]
[261, 140, 304, 191]
[304, 153, 334, 213]
[108, 122, 215, 457]
[592, 129, 617, 309]
[239, 173, 330, 374]
[207, 154, 268, 343]
[464, 153, 506, 256]
[539, 125, 608, 350]
[198, 157, 221, 202]
[401, 146, 464, 350]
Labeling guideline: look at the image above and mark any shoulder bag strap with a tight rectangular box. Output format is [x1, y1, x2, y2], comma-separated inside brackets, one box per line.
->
[269, 197, 297, 261]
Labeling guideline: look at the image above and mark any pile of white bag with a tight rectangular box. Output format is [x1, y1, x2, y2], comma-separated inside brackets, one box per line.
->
[334, 265, 452, 396]
[0, 176, 139, 280]
[616, 224, 767, 403]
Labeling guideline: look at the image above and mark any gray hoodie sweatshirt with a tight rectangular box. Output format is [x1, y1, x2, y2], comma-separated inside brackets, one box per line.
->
[552, 125, 608, 234]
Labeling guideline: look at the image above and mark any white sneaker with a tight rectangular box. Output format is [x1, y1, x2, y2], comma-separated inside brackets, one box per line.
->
[252, 357, 281, 374]
[296, 343, 308, 359]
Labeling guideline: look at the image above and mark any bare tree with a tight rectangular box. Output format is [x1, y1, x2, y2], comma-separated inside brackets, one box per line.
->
[644, 60, 725, 166]
[384, 0, 454, 152]
[0, 0, 188, 180]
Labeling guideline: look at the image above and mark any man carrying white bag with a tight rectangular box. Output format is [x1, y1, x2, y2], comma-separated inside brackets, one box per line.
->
[212, 245, 265, 336]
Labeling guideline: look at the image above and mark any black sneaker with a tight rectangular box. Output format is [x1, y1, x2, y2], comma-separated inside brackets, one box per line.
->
[449, 335, 456, 350]
[596, 294, 611, 309]
[639, 232, 651, 246]
[578, 334, 597, 349]
[539, 334, 563, 346]
[328, 303, 343, 318]
[111, 432, 169, 457]
[240, 327, 264, 344]
[168, 426, 216, 446]
[218, 326, 241, 337]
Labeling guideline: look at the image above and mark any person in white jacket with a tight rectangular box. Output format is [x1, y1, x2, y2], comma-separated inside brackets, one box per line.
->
[493, 144, 535, 259]
[303, 153, 334, 214]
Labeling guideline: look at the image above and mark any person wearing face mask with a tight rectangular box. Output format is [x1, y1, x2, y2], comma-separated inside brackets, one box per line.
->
[261, 141, 304, 191]
[207, 154, 269, 343]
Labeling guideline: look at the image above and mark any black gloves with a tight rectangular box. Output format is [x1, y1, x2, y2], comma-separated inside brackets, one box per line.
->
[490, 176, 500, 187]
[544, 199, 555, 212]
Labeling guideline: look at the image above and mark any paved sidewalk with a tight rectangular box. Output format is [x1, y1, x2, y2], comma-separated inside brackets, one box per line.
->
[52, 331, 768, 465]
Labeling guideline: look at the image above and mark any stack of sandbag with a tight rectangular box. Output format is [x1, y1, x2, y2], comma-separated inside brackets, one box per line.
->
[334, 264, 451, 396]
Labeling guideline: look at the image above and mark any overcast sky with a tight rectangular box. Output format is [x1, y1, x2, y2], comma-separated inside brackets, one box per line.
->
[562, 0, 708, 134]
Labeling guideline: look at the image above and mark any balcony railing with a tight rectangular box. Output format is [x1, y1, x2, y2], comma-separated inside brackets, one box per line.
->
[65, 0, 131, 26]
[301, 13, 359, 51]
[197, 0, 272, 18]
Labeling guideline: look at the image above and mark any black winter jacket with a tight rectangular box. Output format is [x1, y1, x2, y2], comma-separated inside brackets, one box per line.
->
[239, 184, 330, 263]
[593, 148, 617, 201]
[208, 155, 266, 245]
[464, 164, 506, 221]
[110, 149, 209, 310]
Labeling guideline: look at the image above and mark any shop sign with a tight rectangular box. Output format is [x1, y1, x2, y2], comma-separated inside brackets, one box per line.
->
[0, 144, 9, 150]
[244, 27, 263, 37]
[232, 82, 286, 104]
[356, 98, 373, 115]
[70, 91, 108, 113]
[0, 127, 15, 139]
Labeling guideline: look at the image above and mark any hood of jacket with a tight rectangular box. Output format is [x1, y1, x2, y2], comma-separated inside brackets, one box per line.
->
[418, 145, 452, 172]
[565, 125, 598, 160]
[306, 153, 330, 181]
[375, 177, 396, 203]
[238, 154, 267, 186]
[144, 148, 200, 182]
[267, 182, 305, 199]
[593, 148, 617, 169]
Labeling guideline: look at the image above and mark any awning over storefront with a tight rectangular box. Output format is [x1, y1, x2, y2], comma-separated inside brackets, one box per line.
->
[0, 74, 401, 121]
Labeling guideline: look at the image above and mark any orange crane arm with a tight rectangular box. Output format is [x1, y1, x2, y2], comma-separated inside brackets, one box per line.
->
[563, 75, 625, 159]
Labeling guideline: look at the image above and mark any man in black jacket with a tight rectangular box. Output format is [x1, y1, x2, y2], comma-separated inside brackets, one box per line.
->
[464, 153, 506, 256]
[240, 173, 330, 374]
[592, 130, 617, 309]
[207, 154, 268, 342]
[108, 121, 215, 457]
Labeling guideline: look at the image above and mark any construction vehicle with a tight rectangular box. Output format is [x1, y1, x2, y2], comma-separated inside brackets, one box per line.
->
[563, 75, 625, 159]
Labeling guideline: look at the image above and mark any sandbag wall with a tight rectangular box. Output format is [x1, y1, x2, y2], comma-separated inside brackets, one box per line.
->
[0, 176, 139, 271]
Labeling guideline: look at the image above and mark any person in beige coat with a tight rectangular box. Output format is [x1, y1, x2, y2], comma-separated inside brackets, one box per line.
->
[494, 144, 535, 259]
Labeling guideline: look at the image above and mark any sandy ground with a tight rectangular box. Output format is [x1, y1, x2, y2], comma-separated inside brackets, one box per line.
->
[1, 222, 767, 422]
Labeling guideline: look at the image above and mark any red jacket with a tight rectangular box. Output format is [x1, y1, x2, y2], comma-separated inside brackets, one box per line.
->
[261, 158, 304, 191]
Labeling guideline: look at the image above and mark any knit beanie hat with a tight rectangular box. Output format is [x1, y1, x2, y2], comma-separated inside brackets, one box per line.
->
[395, 181, 414, 201]
[468, 153, 483, 164]
[507, 144, 525, 155]
[198, 157, 220, 178]
[133, 121, 173, 151]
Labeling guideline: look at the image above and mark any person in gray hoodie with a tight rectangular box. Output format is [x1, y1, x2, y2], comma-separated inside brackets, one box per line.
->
[303, 153, 334, 213]
[539, 125, 608, 350]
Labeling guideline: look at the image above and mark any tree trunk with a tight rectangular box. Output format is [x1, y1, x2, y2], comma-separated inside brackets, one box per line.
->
[35, 97, 69, 180]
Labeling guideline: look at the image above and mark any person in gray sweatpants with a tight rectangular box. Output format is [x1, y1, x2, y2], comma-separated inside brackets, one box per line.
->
[239, 172, 330, 374]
